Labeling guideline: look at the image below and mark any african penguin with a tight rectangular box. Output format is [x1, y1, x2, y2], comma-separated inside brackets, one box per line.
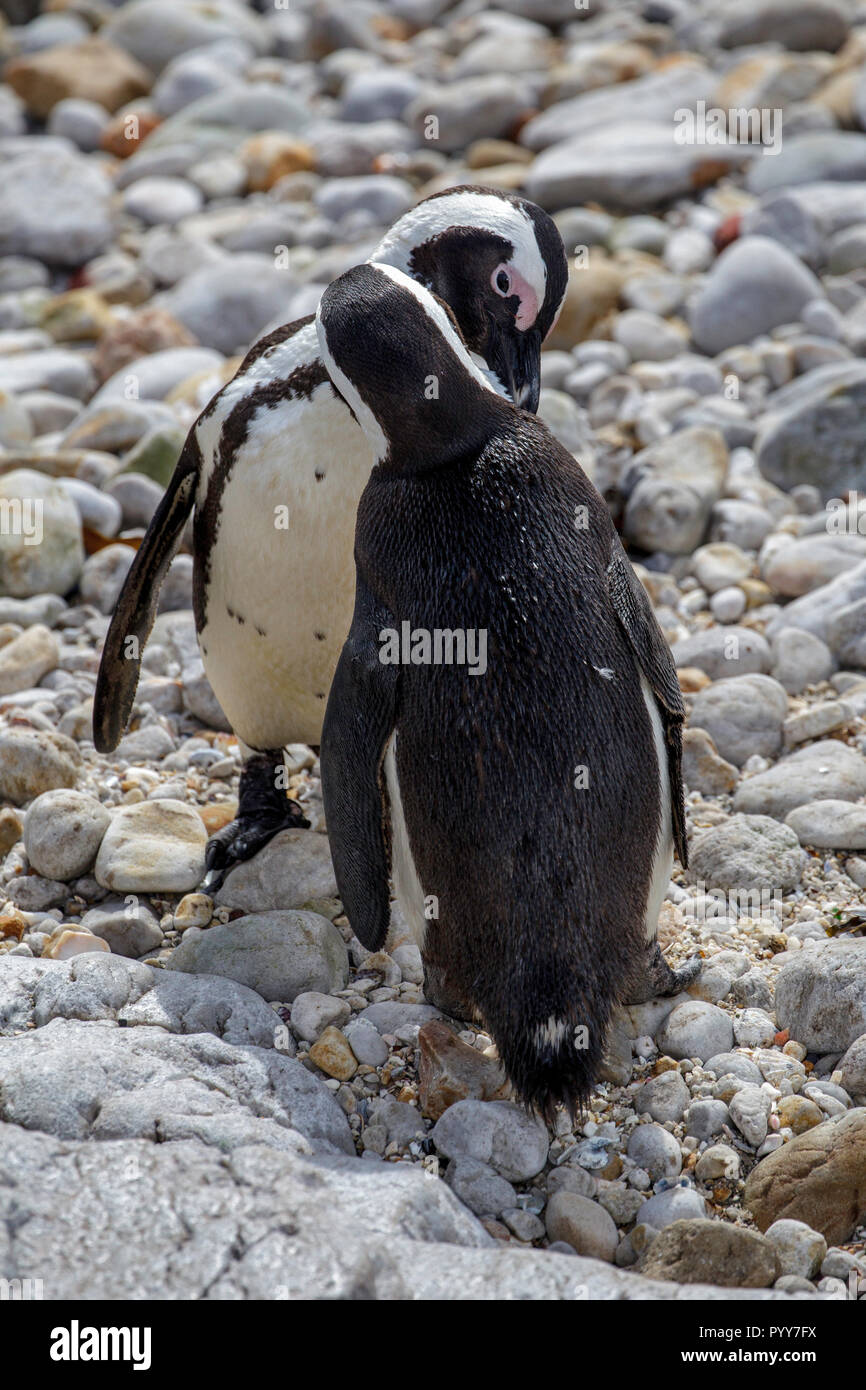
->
[93, 187, 568, 892]
[316, 261, 698, 1120]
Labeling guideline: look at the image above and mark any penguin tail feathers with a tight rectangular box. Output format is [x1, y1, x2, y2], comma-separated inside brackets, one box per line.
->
[482, 982, 616, 1128]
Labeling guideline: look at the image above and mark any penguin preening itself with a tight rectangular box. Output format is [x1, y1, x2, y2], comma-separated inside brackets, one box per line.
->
[92, 187, 569, 892]
[316, 262, 699, 1120]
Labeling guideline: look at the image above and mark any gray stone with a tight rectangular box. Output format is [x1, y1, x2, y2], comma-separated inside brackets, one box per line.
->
[622, 427, 728, 555]
[657, 1002, 734, 1063]
[0, 623, 58, 696]
[103, 1, 269, 75]
[0, 469, 84, 599]
[827, 598, 866, 668]
[431, 1100, 549, 1183]
[756, 362, 866, 499]
[704, 1053, 764, 1085]
[689, 814, 805, 892]
[734, 1009, 778, 1049]
[545, 1191, 618, 1262]
[786, 800, 866, 850]
[729, 1084, 773, 1147]
[156, 255, 299, 354]
[765, 1218, 827, 1279]
[94, 800, 207, 894]
[837, 1034, 866, 1105]
[672, 627, 771, 680]
[731, 970, 773, 1011]
[690, 237, 822, 356]
[214, 829, 337, 912]
[771, 627, 835, 695]
[0, 1015, 352, 1154]
[0, 1121, 791, 1298]
[0, 727, 81, 805]
[0, 150, 114, 265]
[766, 560, 866, 645]
[444, 1157, 517, 1218]
[716, 0, 849, 50]
[636, 1186, 708, 1230]
[23, 789, 110, 881]
[685, 1099, 730, 1142]
[634, 1069, 690, 1124]
[407, 75, 533, 154]
[290, 991, 351, 1043]
[689, 675, 788, 767]
[79, 544, 136, 615]
[626, 1122, 682, 1181]
[775, 941, 866, 1053]
[344, 1017, 389, 1066]
[733, 740, 866, 819]
[79, 898, 164, 959]
[168, 910, 349, 1003]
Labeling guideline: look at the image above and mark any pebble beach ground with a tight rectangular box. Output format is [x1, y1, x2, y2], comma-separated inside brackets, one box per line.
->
[1, 0, 866, 1301]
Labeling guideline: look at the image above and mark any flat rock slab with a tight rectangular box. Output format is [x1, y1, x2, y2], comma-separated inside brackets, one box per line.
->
[0, 1123, 798, 1300]
[0, 1016, 353, 1156]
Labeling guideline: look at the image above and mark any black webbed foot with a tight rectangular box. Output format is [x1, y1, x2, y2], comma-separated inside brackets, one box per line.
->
[625, 939, 702, 1006]
[201, 749, 310, 893]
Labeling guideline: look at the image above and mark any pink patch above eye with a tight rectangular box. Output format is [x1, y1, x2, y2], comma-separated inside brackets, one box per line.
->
[507, 268, 539, 331]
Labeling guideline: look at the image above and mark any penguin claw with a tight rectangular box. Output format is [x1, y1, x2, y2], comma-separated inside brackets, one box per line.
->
[200, 801, 311, 894]
[625, 942, 703, 1005]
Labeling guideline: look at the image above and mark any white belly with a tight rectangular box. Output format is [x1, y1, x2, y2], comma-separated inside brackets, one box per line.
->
[640, 673, 674, 941]
[383, 732, 429, 949]
[194, 329, 374, 750]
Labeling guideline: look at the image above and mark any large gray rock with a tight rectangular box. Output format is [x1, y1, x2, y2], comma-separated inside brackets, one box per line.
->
[214, 829, 337, 912]
[743, 182, 866, 268]
[689, 814, 805, 892]
[786, 800, 866, 850]
[689, 675, 788, 767]
[733, 740, 866, 819]
[656, 1001, 735, 1063]
[525, 121, 751, 212]
[0, 1016, 352, 1154]
[5, 951, 279, 1049]
[521, 61, 712, 153]
[837, 1034, 866, 1106]
[103, 0, 269, 74]
[672, 627, 771, 680]
[407, 74, 533, 154]
[766, 560, 866, 644]
[0, 728, 81, 805]
[716, 0, 849, 50]
[94, 800, 207, 894]
[168, 910, 349, 1002]
[689, 237, 822, 356]
[431, 1100, 549, 1182]
[756, 362, 866, 499]
[23, 789, 110, 881]
[0, 150, 114, 264]
[0, 1122, 792, 1299]
[156, 254, 300, 354]
[621, 427, 728, 555]
[775, 941, 866, 1053]
[0, 469, 84, 598]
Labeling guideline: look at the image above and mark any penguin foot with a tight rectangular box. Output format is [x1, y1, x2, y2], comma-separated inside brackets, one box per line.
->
[200, 750, 310, 893]
[625, 941, 702, 1005]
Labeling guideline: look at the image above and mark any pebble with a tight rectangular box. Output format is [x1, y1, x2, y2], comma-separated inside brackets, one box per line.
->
[689, 674, 788, 767]
[0, 470, 84, 599]
[545, 1192, 618, 1263]
[656, 1001, 734, 1063]
[626, 1123, 682, 1182]
[733, 739, 866, 819]
[94, 799, 207, 894]
[290, 991, 351, 1043]
[0, 727, 81, 805]
[431, 1100, 549, 1183]
[639, 1219, 779, 1289]
[23, 789, 110, 881]
[635, 1186, 708, 1231]
[775, 940, 866, 1052]
[168, 910, 349, 1003]
[79, 897, 163, 958]
[689, 237, 823, 356]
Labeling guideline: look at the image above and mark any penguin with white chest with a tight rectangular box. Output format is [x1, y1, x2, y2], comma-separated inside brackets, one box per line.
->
[316, 263, 699, 1118]
[92, 187, 568, 891]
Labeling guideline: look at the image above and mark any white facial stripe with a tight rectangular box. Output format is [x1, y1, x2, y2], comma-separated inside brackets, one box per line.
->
[315, 303, 389, 464]
[371, 263, 499, 397]
[369, 191, 548, 321]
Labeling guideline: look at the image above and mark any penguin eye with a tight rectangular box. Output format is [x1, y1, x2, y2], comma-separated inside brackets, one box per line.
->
[492, 266, 511, 297]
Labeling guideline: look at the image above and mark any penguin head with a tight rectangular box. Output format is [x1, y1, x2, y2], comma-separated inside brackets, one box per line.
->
[316, 262, 509, 473]
[367, 186, 568, 414]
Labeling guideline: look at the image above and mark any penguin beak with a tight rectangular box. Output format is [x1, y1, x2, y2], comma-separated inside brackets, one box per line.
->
[486, 318, 543, 414]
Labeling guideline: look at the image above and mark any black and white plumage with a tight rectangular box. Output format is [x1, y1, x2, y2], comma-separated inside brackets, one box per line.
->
[317, 261, 696, 1120]
[92, 187, 569, 889]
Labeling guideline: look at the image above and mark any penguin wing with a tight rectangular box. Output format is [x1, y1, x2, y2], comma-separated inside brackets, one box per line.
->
[92, 437, 200, 753]
[320, 577, 399, 951]
[606, 541, 688, 869]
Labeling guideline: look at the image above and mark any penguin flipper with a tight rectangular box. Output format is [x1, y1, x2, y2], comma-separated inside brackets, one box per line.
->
[606, 541, 688, 870]
[320, 579, 398, 952]
[92, 437, 200, 753]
